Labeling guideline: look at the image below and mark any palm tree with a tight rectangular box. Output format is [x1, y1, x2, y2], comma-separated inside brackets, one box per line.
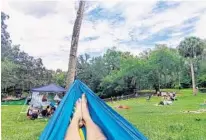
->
[66, 0, 85, 89]
[178, 37, 204, 95]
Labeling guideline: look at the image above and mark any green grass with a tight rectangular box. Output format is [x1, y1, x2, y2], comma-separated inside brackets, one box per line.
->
[2, 89, 206, 140]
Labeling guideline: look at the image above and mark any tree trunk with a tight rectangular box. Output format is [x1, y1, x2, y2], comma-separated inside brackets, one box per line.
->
[158, 73, 161, 91]
[178, 72, 181, 89]
[154, 85, 159, 94]
[190, 60, 196, 95]
[66, 1, 85, 90]
[164, 74, 166, 88]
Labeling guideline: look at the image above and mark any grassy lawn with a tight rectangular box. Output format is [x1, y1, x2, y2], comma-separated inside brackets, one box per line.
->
[2, 89, 206, 140]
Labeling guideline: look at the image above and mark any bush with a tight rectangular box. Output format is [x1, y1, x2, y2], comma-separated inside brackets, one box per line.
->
[199, 88, 206, 93]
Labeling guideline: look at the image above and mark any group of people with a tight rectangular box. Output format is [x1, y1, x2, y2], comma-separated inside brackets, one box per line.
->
[158, 92, 177, 105]
[27, 101, 60, 120]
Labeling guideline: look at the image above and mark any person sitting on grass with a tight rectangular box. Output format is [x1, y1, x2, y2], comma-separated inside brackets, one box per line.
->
[65, 94, 106, 140]
[27, 107, 39, 120]
[41, 106, 50, 117]
[41, 105, 56, 117]
[27, 107, 33, 119]
[158, 100, 173, 105]
[50, 107, 55, 115]
[42, 95, 47, 102]
[163, 100, 173, 105]
[169, 92, 177, 101]
[31, 109, 39, 120]
[158, 95, 173, 106]
[146, 94, 152, 101]
[48, 106, 56, 117]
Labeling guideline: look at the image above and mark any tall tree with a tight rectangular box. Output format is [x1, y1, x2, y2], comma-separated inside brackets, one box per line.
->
[1, 12, 12, 60]
[1, 12, 52, 92]
[1, 59, 19, 90]
[148, 44, 183, 90]
[178, 37, 204, 95]
[66, 0, 85, 89]
[103, 47, 121, 71]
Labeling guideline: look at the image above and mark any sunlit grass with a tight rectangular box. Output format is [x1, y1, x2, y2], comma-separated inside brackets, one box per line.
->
[2, 89, 206, 140]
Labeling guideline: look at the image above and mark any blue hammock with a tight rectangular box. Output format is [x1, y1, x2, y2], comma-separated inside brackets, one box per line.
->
[40, 80, 147, 140]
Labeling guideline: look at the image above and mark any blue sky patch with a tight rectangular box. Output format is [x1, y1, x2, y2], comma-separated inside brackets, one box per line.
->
[81, 36, 100, 42]
[86, 5, 125, 24]
[152, 1, 180, 14]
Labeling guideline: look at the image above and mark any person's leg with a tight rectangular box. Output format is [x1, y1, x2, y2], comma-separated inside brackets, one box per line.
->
[64, 99, 82, 140]
[81, 94, 106, 140]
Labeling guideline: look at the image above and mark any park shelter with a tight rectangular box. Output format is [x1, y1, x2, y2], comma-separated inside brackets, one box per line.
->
[31, 83, 66, 93]
[18, 83, 66, 120]
[29, 83, 66, 108]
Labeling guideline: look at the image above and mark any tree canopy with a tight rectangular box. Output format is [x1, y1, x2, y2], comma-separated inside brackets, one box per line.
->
[178, 36, 205, 95]
[1, 12, 61, 95]
[1, 11, 206, 97]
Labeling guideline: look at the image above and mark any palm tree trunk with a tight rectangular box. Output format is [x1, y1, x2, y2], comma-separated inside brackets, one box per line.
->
[178, 72, 181, 89]
[190, 59, 196, 95]
[158, 73, 161, 91]
[66, 1, 85, 90]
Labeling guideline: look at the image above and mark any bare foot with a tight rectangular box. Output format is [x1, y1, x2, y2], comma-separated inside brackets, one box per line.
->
[73, 99, 82, 125]
[81, 94, 92, 124]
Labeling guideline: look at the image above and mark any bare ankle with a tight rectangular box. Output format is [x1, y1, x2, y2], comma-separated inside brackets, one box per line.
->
[84, 117, 93, 126]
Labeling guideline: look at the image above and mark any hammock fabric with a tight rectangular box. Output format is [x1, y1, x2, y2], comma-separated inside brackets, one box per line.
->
[40, 80, 147, 140]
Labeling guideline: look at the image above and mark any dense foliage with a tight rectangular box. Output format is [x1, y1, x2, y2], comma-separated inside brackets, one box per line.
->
[1, 12, 206, 97]
[1, 12, 66, 95]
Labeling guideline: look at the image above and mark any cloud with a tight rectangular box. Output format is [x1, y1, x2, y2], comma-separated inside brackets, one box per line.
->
[2, 0, 206, 71]
[194, 12, 206, 38]
[143, 2, 206, 34]
[8, 1, 58, 18]
[2, 0, 77, 70]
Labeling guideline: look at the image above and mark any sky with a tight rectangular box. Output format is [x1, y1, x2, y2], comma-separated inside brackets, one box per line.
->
[2, 0, 206, 71]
